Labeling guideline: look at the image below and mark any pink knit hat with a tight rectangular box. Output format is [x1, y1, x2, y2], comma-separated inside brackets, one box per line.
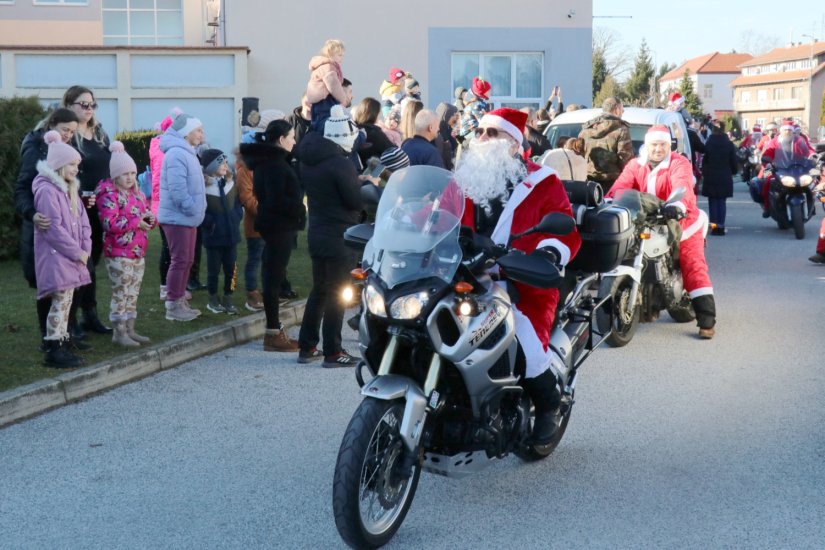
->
[44, 130, 81, 171]
[109, 141, 137, 179]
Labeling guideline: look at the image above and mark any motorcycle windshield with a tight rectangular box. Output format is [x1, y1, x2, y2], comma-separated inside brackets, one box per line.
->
[365, 166, 466, 289]
[775, 164, 808, 179]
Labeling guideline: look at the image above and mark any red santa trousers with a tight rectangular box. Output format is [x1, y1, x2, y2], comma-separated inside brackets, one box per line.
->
[680, 231, 712, 298]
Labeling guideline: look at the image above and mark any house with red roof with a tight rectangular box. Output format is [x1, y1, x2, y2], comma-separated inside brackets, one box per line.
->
[660, 52, 754, 118]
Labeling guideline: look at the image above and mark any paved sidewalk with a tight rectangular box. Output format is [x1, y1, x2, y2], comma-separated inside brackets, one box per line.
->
[0, 301, 306, 428]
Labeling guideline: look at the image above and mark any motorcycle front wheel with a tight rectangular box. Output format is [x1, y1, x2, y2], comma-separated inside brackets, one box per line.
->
[790, 202, 805, 239]
[597, 275, 640, 347]
[332, 398, 421, 549]
[666, 291, 696, 323]
[515, 400, 572, 462]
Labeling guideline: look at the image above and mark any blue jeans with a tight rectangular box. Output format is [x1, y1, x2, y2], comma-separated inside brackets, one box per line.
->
[707, 197, 727, 227]
[244, 237, 264, 291]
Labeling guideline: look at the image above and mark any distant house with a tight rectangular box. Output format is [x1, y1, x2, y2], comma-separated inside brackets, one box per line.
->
[730, 41, 825, 134]
[660, 52, 753, 118]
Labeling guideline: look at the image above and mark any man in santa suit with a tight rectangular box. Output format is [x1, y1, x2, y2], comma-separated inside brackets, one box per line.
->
[607, 125, 717, 339]
[740, 124, 762, 149]
[453, 107, 582, 444]
[759, 119, 813, 216]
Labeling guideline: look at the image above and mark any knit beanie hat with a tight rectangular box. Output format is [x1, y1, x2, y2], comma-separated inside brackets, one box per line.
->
[379, 147, 410, 172]
[44, 130, 81, 171]
[109, 141, 137, 180]
[170, 112, 203, 137]
[389, 67, 407, 84]
[256, 109, 286, 131]
[405, 78, 420, 91]
[324, 105, 358, 152]
[199, 148, 227, 175]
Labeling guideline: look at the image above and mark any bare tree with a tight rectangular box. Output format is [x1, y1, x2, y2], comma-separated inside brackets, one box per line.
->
[738, 30, 782, 56]
[593, 27, 632, 80]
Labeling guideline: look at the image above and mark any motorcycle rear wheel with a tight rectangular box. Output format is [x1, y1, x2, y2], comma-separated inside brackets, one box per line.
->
[597, 275, 640, 348]
[333, 398, 421, 549]
[515, 402, 572, 462]
[790, 202, 805, 239]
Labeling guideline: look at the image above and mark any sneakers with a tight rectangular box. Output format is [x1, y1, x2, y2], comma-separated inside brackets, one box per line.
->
[323, 350, 359, 368]
[245, 290, 264, 311]
[160, 285, 192, 301]
[297, 348, 323, 364]
[222, 295, 238, 315]
[165, 299, 199, 321]
[710, 227, 726, 236]
[263, 328, 300, 352]
[809, 253, 825, 265]
[698, 327, 716, 339]
[207, 294, 225, 314]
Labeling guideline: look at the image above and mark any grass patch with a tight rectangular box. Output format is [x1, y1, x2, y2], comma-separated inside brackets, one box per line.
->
[0, 229, 311, 393]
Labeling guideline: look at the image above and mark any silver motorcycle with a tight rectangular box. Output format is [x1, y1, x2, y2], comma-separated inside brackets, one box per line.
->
[331, 166, 618, 548]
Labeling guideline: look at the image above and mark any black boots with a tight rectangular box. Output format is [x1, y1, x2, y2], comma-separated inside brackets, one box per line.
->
[81, 307, 112, 334]
[43, 339, 83, 369]
[522, 369, 562, 445]
[691, 294, 717, 339]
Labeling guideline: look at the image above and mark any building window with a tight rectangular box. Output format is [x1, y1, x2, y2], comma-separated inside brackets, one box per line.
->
[34, 0, 88, 4]
[703, 84, 713, 99]
[102, 0, 183, 46]
[756, 118, 766, 127]
[773, 88, 784, 100]
[757, 90, 767, 103]
[452, 52, 543, 109]
[741, 91, 751, 104]
[742, 118, 750, 130]
[791, 86, 803, 99]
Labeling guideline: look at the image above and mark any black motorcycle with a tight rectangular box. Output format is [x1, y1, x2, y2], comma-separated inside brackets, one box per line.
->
[758, 162, 817, 239]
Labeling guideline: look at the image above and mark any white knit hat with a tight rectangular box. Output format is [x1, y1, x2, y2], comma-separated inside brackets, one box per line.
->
[170, 112, 203, 137]
[324, 105, 358, 152]
[257, 109, 286, 131]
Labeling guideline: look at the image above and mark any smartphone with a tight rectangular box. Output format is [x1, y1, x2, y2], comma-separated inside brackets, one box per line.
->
[362, 163, 386, 179]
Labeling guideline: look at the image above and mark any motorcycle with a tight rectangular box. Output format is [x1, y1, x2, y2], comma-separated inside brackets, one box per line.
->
[738, 145, 759, 182]
[331, 167, 628, 548]
[757, 161, 818, 239]
[596, 188, 700, 347]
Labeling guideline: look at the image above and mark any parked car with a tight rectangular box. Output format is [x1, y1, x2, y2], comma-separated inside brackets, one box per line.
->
[543, 107, 693, 159]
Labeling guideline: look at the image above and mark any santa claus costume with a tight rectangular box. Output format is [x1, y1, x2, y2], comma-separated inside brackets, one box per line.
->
[453, 107, 582, 443]
[607, 125, 717, 337]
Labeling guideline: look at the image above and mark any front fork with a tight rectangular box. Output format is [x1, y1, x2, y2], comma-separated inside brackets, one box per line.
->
[626, 236, 647, 312]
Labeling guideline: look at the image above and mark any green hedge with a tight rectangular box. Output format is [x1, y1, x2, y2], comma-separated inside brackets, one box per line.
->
[114, 129, 156, 172]
[0, 97, 49, 261]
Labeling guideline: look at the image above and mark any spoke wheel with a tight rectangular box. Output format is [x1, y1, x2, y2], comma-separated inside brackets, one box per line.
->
[597, 275, 640, 348]
[333, 398, 420, 548]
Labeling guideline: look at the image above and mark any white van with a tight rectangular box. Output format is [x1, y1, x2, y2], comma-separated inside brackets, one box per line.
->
[543, 107, 693, 159]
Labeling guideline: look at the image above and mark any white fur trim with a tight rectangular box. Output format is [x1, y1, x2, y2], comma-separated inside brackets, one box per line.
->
[480, 114, 524, 146]
[671, 200, 687, 213]
[645, 130, 671, 144]
[681, 212, 707, 241]
[688, 287, 713, 299]
[490, 166, 555, 246]
[537, 238, 571, 266]
[36, 160, 78, 194]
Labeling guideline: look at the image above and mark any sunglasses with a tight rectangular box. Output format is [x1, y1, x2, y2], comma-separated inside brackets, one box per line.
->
[474, 127, 499, 138]
[73, 101, 98, 110]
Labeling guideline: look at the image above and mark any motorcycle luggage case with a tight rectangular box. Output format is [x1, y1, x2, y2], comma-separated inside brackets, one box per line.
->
[567, 203, 633, 273]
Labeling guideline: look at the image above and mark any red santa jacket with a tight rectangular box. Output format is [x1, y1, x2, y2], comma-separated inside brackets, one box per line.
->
[607, 152, 705, 242]
[456, 161, 582, 349]
[762, 136, 811, 169]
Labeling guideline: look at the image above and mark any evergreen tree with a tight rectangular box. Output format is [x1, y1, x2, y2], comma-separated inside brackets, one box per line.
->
[593, 75, 625, 109]
[677, 69, 703, 118]
[624, 39, 655, 105]
[593, 47, 608, 102]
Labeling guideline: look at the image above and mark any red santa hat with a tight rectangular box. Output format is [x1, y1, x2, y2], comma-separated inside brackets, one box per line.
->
[751, 124, 761, 133]
[479, 107, 527, 145]
[668, 92, 685, 108]
[388, 67, 407, 84]
[644, 124, 672, 145]
[471, 76, 492, 100]
[780, 118, 795, 131]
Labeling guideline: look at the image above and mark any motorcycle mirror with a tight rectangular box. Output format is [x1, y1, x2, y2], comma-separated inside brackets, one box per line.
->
[665, 187, 686, 203]
[344, 223, 374, 250]
[508, 212, 574, 244]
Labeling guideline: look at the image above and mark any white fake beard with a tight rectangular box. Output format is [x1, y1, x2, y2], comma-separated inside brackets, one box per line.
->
[454, 138, 526, 209]
[779, 134, 793, 153]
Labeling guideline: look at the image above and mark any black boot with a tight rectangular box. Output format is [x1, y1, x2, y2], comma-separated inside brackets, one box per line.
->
[691, 294, 717, 339]
[43, 339, 83, 369]
[67, 335, 92, 351]
[68, 314, 87, 341]
[81, 307, 112, 334]
[522, 369, 562, 445]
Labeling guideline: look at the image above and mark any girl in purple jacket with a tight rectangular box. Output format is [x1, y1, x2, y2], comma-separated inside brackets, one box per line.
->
[32, 131, 91, 368]
[96, 142, 156, 347]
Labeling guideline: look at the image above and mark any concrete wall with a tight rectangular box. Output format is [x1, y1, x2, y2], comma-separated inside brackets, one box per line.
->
[224, 0, 592, 112]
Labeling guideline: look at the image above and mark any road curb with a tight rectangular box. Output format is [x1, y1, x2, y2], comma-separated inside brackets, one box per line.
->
[0, 300, 306, 429]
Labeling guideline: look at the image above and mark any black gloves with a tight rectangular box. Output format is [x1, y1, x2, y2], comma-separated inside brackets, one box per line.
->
[533, 246, 561, 265]
[662, 204, 686, 221]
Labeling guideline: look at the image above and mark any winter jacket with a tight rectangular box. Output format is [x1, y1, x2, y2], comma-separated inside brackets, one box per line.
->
[357, 123, 395, 167]
[240, 142, 306, 238]
[578, 113, 634, 187]
[75, 132, 111, 193]
[95, 178, 153, 259]
[306, 55, 346, 105]
[157, 129, 206, 227]
[288, 107, 312, 148]
[235, 160, 261, 239]
[14, 128, 49, 287]
[149, 135, 163, 216]
[762, 136, 812, 170]
[401, 136, 445, 168]
[381, 124, 403, 147]
[32, 161, 92, 300]
[525, 126, 551, 158]
[701, 133, 738, 199]
[294, 132, 362, 257]
[202, 175, 243, 248]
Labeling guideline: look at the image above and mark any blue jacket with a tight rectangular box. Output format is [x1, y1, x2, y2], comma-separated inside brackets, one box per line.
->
[202, 175, 243, 248]
[157, 129, 206, 227]
[400, 136, 444, 168]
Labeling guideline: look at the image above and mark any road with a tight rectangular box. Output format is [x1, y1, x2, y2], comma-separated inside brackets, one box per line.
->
[2, 185, 825, 549]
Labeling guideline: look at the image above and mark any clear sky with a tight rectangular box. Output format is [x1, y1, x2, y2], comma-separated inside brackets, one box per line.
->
[593, 0, 825, 72]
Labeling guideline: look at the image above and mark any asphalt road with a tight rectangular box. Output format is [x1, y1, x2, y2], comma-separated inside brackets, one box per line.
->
[2, 184, 824, 549]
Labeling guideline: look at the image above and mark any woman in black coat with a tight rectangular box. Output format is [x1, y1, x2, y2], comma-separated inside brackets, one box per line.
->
[354, 97, 395, 167]
[239, 120, 306, 352]
[701, 121, 738, 235]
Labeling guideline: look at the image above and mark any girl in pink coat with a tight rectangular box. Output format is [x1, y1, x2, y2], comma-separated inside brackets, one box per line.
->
[96, 142, 156, 347]
[306, 39, 347, 130]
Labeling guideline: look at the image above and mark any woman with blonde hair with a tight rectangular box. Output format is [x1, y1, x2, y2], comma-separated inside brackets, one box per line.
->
[399, 99, 423, 141]
[306, 39, 347, 131]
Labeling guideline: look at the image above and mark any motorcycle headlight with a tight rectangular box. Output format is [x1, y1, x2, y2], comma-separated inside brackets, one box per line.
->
[365, 284, 386, 317]
[800, 175, 814, 186]
[341, 285, 356, 304]
[390, 292, 429, 320]
[781, 176, 797, 187]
